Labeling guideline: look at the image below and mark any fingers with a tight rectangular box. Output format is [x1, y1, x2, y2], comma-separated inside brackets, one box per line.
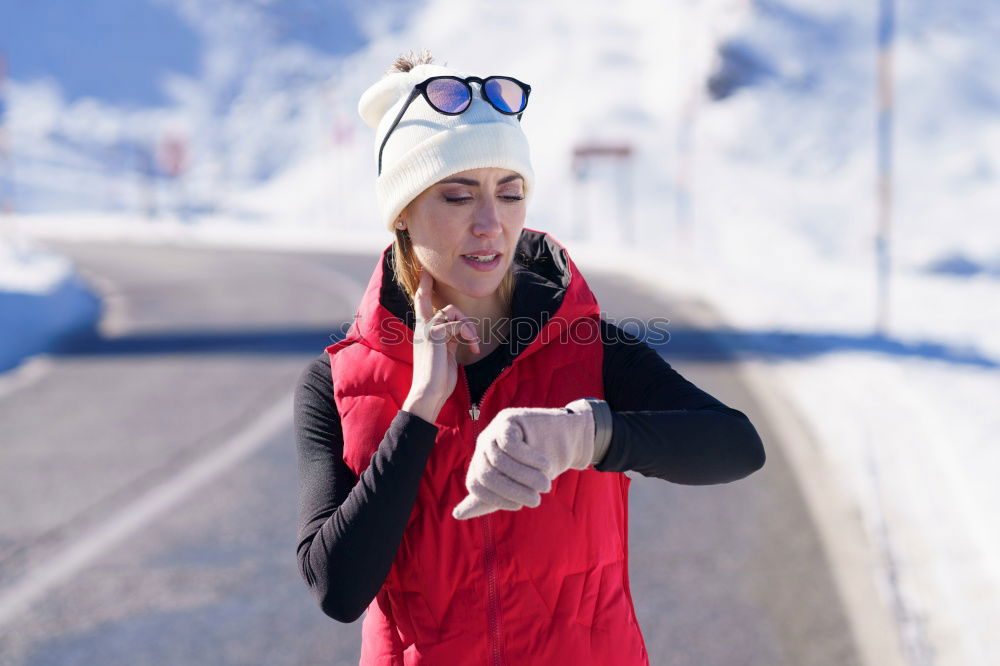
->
[482, 419, 551, 473]
[484, 439, 552, 494]
[425, 306, 480, 354]
[453, 414, 568, 521]
[412, 268, 481, 353]
[474, 461, 543, 507]
[452, 478, 525, 521]
[413, 266, 434, 322]
[427, 319, 480, 350]
[452, 494, 495, 520]
[460, 437, 544, 510]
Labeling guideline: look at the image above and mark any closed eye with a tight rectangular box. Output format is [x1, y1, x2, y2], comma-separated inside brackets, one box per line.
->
[442, 193, 523, 203]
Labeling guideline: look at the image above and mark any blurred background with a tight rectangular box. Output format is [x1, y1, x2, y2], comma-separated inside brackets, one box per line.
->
[1, 1, 997, 665]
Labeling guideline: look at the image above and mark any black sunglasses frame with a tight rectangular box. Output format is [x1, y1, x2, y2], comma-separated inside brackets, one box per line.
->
[377, 75, 532, 176]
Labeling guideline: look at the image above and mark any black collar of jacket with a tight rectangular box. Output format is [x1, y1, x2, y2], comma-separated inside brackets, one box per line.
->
[379, 229, 570, 361]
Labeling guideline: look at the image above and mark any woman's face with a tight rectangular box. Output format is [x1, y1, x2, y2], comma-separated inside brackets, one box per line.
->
[403, 167, 526, 302]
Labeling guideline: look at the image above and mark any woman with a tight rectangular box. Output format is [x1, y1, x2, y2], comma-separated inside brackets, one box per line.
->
[295, 51, 766, 665]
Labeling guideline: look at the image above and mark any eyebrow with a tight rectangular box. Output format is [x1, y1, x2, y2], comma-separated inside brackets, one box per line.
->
[436, 174, 524, 186]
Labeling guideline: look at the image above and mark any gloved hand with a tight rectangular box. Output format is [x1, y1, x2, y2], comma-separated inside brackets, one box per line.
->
[452, 403, 596, 520]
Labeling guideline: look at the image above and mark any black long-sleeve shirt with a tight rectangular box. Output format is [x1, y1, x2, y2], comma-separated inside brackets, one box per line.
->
[294, 319, 766, 622]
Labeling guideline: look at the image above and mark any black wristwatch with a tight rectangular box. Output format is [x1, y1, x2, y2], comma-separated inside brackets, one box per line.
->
[565, 397, 613, 466]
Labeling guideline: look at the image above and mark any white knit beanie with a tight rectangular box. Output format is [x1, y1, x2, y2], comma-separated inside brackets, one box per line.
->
[358, 62, 535, 233]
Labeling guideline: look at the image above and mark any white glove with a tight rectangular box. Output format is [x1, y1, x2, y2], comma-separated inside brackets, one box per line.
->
[452, 403, 596, 520]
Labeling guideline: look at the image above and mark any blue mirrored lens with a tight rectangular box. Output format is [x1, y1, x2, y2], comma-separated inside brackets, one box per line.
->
[484, 78, 526, 113]
[426, 79, 471, 113]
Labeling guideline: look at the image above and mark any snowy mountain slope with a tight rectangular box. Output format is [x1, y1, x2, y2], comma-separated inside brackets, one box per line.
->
[0, 0, 418, 212]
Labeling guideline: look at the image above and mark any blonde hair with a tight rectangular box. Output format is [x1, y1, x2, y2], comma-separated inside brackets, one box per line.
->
[391, 225, 516, 317]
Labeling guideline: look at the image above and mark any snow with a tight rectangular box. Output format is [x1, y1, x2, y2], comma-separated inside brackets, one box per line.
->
[1, 0, 998, 663]
[0, 235, 100, 373]
[0, 237, 71, 294]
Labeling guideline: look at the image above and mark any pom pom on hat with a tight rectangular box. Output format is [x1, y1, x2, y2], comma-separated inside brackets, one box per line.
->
[358, 61, 535, 232]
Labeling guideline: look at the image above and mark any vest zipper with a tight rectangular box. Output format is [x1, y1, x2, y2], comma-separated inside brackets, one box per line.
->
[461, 364, 509, 666]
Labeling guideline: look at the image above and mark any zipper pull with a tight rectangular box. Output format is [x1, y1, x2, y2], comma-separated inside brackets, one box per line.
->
[469, 403, 480, 421]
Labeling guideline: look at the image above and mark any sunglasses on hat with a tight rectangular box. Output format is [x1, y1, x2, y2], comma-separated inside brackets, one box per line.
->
[377, 75, 531, 176]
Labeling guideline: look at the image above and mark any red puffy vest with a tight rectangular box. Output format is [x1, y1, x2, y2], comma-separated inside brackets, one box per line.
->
[326, 229, 649, 665]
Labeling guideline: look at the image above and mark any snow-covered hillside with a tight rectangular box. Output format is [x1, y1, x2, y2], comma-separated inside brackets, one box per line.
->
[0, 0, 415, 213]
[1, 1, 998, 664]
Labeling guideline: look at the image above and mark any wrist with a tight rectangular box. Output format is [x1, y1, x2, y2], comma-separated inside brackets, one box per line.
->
[565, 397, 613, 467]
[587, 399, 613, 466]
[402, 393, 441, 424]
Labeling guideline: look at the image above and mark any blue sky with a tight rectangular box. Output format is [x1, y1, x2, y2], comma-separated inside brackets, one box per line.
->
[0, 0, 200, 106]
[0, 0, 391, 107]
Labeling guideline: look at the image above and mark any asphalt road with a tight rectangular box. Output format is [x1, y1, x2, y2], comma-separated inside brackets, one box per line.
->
[0, 241, 861, 665]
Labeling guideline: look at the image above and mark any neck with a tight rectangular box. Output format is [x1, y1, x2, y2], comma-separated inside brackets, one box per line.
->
[432, 285, 508, 340]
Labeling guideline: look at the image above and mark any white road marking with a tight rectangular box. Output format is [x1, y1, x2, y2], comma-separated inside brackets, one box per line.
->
[0, 392, 293, 628]
[0, 248, 367, 626]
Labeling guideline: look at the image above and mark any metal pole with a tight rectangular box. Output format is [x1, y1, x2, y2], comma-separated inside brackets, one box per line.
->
[676, 94, 695, 254]
[571, 152, 588, 241]
[876, 0, 895, 336]
[619, 154, 633, 245]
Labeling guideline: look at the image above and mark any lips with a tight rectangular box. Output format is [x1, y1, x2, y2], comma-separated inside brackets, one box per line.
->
[460, 252, 502, 271]
[461, 251, 501, 262]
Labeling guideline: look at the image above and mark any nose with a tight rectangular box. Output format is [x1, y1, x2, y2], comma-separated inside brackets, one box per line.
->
[471, 195, 503, 238]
